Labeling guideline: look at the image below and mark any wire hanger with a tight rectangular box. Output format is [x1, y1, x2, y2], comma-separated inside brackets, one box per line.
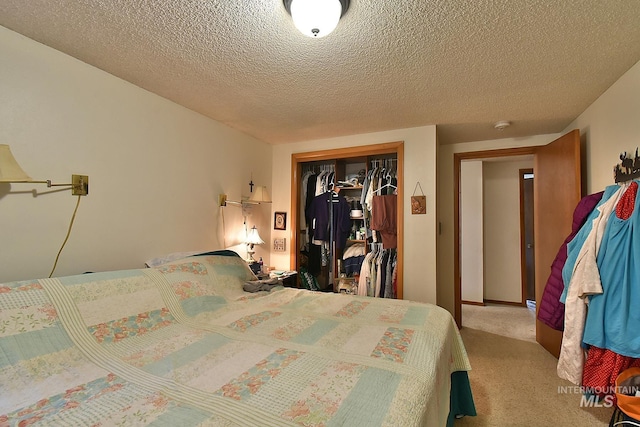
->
[372, 178, 397, 194]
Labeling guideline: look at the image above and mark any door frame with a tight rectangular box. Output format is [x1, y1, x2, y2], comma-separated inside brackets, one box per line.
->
[454, 147, 536, 327]
[519, 168, 535, 305]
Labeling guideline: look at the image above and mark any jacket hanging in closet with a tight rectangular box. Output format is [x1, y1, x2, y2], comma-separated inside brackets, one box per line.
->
[306, 191, 351, 250]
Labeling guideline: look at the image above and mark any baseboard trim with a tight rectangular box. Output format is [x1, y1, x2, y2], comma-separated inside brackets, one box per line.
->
[462, 300, 485, 306]
[483, 299, 527, 307]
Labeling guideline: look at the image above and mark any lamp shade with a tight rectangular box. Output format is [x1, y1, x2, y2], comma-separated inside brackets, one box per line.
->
[249, 186, 272, 203]
[246, 226, 265, 245]
[286, 0, 347, 38]
[0, 144, 32, 182]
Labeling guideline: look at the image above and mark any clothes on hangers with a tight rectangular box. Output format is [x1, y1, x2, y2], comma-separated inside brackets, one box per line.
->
[306, 191, 351, 250]
[537, 191, 604, 331]
[554, 179, 640, 390]
[300, 158, 398, 294]
[574, 179, 640, 398]
[300, 166, 335, 253]
[342, 243, 366, 276]
[370, 194, 398, 249]
[557, 182, 626, 385]
[300, 170, 315, 231]
[357, 245, 397, 298]
[360, 160, 398, 244]
[583, 181, 640, 357]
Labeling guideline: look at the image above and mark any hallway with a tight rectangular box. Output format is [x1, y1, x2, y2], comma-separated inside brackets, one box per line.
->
[462, 303, 536, 342]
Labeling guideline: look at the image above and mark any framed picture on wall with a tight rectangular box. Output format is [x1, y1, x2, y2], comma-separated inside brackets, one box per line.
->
[273, 238, 286, 252]
[274, 212, 287, 230]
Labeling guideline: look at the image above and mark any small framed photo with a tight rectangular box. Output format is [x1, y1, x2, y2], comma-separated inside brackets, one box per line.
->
[274, 238, 286, 252]
[411, 195, 426, 215]
[274, 211, 287, 230]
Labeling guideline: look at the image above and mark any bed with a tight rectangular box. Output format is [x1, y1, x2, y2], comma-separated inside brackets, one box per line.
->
[0, 251, 475, 426]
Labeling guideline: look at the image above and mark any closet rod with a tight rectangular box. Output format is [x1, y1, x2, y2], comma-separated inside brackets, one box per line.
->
[302, 163, 335, 174]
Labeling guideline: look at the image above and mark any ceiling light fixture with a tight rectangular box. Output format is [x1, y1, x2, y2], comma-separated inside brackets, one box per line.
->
[283, 0, 350, 38]
[494, 121, 511, 131]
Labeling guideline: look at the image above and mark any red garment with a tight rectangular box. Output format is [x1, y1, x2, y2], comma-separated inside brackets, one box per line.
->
[582, 346, 640, 401]
[616, 181, 638, 220]
[370, 195, 397, 249]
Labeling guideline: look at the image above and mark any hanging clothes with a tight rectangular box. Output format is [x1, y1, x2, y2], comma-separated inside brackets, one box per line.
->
[583, 180, 640, 358]
[342, 243, 366, 276]
[306, 191, 351, 250]
[357, 250, 374, 297]
[557, 182, 627, 385]
[582, 346, 640, 401]
[537, 191, 604, 331]
[356, 245, 397, 298]
[370, 194, 398, 249]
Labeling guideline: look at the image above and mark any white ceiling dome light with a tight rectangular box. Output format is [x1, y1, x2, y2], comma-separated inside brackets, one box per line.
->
[283, 0, 350, 38]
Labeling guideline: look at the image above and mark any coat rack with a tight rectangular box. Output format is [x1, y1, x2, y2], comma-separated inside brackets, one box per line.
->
[614, 149, 640, 183]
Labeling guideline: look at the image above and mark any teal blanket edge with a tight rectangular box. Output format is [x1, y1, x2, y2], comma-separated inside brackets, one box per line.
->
[448, 371, 477, 426]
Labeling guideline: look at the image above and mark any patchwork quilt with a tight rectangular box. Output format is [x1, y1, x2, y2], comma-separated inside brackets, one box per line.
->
[0, 253, 472, 426]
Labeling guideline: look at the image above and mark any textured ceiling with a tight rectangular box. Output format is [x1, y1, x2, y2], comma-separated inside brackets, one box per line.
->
[1, 0, 640, 145]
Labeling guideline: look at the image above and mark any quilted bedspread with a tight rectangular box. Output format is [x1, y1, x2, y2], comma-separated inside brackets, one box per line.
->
[0, 253, 471, 426]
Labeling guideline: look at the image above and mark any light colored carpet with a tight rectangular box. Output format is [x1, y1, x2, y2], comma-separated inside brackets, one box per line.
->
[455, 327, 612, 426]
[462, 303, 536, 343]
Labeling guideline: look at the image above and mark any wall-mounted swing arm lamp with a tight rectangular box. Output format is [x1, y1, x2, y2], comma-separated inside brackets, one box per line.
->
[218, 186, 271, 207]
[0, 144, 89, 195]
[218, 186, 271, 259]
[0, 144, 89, 279]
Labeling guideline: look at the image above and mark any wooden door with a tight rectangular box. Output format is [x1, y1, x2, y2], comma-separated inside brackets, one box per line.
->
[534, 129, 582, 357]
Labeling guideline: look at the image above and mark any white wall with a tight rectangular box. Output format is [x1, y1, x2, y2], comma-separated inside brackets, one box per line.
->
[0, 26, 272, 282]
[564, 60, 640, 194]
[437, 58, 640, 316]
[460, 160, 483, 303]
[271, 126, 438, 304]
[482, 159, 532, 303]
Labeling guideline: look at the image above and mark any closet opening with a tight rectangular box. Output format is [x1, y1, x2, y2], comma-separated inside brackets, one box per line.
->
[290, 142, 404, 298]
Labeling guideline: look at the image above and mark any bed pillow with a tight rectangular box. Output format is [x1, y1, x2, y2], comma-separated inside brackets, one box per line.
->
[153, 251, 257, 306]
[144, 251, 202, 267]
